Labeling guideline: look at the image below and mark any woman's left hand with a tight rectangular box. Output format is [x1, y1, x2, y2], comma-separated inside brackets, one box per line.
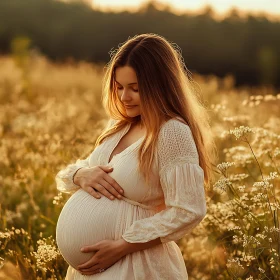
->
[77, 239, 128, 275]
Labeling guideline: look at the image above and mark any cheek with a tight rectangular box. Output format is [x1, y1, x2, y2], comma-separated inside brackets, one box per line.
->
[135, 93, 140, 102]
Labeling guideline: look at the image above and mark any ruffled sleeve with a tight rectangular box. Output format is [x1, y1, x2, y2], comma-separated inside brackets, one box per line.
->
[121, 118, 207, 244]
[55, 155, 91, 194]
[55, 118, 117, 194]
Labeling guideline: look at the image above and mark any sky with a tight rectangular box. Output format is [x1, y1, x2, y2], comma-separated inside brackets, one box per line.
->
[91, 0, 280, 18]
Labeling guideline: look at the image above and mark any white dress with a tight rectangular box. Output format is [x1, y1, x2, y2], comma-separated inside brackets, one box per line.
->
[55, 116, 206, 280]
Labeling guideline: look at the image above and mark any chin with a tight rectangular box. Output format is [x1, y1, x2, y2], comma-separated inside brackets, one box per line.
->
[127, 114, 141, 118]
[126, 110, 141, 117]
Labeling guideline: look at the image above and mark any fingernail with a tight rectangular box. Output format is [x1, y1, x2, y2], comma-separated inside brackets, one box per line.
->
[120, 190, 124, 193]
[81, 247, 85, 252]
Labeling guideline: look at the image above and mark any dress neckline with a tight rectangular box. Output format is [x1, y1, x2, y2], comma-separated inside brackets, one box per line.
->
[106, 116, 186, 165]
[107, 122, 145, 165]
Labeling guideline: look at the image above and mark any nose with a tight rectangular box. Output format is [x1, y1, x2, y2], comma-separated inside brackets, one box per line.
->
[120, 88, 132, 103]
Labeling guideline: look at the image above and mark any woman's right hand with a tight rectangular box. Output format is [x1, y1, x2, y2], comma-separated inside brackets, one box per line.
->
[73, 166, 124, 200]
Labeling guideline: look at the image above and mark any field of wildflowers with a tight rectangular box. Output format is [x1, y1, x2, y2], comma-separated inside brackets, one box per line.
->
[0, 46, 279, 279]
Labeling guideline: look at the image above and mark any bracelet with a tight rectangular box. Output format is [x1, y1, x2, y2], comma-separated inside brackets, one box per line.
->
[72, 167, 84, 185]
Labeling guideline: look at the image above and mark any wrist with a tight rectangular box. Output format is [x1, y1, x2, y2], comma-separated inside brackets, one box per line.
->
[116, 238, 133, 256]
[72, 167, 84, 186]
[118, 236, 162, 255]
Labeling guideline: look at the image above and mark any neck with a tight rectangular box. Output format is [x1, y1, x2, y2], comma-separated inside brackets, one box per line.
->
[134, 119, 144, 129]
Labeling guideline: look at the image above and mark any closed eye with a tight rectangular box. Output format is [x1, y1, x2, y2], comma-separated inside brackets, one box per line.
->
[117, 86, 138, 92]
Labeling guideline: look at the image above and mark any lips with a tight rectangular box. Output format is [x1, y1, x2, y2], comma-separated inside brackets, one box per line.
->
[124, 105, 136, 108]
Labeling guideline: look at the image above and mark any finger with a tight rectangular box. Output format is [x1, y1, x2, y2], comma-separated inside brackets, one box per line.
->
[103, 173, 124, 195]
[80, 268, 99, 275]
[78, 258, 98, 269]
[99, 165, 113, 172]
[80, 244, 99, 253]
[100, 179, 123, 200]
[86, 186, 101, 199]
[93, 182, 115, 200]
[79, 264, 99, 272]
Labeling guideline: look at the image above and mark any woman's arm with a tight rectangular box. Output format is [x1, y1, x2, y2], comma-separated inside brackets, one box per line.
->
[118, 119, 206, 248]
[119, 237, 162, 255]
[55, 156, 91, 193]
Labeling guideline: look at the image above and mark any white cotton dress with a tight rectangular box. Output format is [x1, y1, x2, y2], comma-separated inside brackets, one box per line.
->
[55, 116, 206, 280]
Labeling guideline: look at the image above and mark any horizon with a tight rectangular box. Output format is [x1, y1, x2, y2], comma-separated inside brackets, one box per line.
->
[89, 0, 280, 20]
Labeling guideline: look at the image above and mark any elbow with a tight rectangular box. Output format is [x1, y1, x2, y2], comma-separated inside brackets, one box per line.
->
[179, 204, 207, 229]
[186, 201, 207, 225]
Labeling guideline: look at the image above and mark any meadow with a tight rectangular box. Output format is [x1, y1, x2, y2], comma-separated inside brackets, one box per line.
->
[0, 48, 279, 279]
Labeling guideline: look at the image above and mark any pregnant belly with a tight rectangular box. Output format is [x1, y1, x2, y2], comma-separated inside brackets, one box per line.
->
[56, 189, 122, 270]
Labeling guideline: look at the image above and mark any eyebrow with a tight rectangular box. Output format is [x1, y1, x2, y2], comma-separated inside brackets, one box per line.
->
[115, 80, 138, 85]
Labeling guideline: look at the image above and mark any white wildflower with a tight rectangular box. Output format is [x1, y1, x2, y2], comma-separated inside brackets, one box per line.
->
[258, 267, 265, 273]
[53, 192, 63, 205]
[229, 126, 255, 140]
[226, 257, 244, 269]
[213, 177, 231, 192]
[237, 185, 246, 192]
[217, 162, 235, 172]
[32, 237, 61, 272]
[229, 173, 249, 182]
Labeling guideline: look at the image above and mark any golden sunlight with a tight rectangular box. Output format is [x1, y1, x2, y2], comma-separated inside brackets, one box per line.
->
[92, 0, 280, 18]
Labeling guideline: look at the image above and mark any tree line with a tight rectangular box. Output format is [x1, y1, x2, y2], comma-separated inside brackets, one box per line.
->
[0, 0, 279, 88]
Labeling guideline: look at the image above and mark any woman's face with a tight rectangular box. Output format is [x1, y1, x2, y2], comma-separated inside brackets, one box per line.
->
[115, 66, 141, 118]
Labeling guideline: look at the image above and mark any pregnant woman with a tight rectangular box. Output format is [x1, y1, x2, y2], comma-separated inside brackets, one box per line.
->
[55, 33, 216, 279]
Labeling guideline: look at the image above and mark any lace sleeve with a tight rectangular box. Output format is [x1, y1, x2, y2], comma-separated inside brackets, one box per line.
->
[121, 118, 207, 244]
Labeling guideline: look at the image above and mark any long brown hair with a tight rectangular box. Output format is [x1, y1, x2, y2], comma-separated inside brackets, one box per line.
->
[94, 33, 217, 188]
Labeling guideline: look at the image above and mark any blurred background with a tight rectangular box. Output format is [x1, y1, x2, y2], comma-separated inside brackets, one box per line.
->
[0, 1, 280, 280]
[0, 0, 280, 88]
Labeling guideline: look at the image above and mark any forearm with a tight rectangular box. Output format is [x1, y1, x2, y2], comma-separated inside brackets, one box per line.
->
[119, 237, 162, 255]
